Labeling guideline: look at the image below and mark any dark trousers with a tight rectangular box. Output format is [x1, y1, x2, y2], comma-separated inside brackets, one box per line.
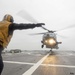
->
[0, 55, 3, 75]
[0, 45, 4, 75]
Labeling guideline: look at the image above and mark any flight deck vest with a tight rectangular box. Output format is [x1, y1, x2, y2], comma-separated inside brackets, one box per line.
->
[0, 21, 12, 48]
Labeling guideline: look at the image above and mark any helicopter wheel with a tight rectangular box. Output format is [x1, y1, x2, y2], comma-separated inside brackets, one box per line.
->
[41, 45, 44, 48]
[50, 49, 52, 52]
[49, 49, 53, 54]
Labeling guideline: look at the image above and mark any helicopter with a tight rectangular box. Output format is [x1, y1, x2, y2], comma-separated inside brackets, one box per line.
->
[30, 26, 62, 51]
[41, 29, 62, 50]
[17, 10, 75, 52]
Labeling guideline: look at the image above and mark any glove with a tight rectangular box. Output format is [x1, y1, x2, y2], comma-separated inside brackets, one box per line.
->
[36, 23, 45, 27]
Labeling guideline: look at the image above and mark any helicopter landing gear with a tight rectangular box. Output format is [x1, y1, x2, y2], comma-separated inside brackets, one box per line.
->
[49, 49, 53, 54]
[41, 45, 44, 48]
[50, 49, 52, 52]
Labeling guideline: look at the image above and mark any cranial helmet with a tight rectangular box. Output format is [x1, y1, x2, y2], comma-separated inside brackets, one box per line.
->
[3, 14, 14, 22]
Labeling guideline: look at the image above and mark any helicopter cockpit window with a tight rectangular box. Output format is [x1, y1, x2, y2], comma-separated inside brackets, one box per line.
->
[43, 34, 49, 37]
[49, 33, 56, 37]
[43, 33, 56, 39]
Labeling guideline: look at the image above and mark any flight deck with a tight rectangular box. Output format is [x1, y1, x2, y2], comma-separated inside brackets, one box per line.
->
[2, 50, 75, 75]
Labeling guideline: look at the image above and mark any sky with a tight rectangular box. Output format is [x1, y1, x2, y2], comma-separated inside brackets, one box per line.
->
[0, 0, 75, 50]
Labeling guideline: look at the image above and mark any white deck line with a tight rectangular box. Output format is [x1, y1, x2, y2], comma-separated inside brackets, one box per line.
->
[22, 53, 49, 75]
[41, 64, 75, 68]
[3, 61, 34, 65]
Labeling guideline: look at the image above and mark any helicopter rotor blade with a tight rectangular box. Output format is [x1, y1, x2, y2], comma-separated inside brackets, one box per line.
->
[17, 10, 38, 23]
[17, 10, 75, 33]
[57, 34, 67, 38]
[56, 24, 75, 32]
[29, 32, 67, 38]
[41, 26, 50, 32]
[41, 26, 56, 32]
[17, 10, 56, 33]
[29, 32, 47, 35]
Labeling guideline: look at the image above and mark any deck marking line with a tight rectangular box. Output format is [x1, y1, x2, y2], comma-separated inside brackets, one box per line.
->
[3, 61, 34, 65]
[22, 53, 49, 75]
[41, 64, 75, 68]
[4, 60, 75, 68]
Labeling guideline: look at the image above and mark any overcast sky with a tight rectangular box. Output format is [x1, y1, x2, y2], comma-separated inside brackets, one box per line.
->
[0, 0, 75, 50]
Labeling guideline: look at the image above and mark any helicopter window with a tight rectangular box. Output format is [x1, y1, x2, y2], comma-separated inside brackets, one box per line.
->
[50, 33, 56, 37]
[43, 34, 47, 37]
[50, 34, 54, 37]
[43, 33, 56, 39]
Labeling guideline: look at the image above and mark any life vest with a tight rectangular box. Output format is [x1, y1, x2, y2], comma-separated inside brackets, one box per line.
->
[0, 21, 12, 48]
